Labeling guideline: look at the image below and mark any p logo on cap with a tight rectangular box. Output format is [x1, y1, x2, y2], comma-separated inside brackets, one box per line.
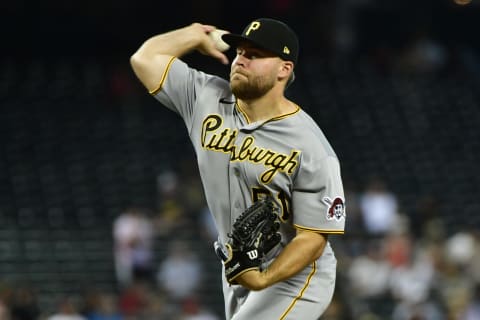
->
[221, 18, 299, 65]
[245, 21, 261, 36]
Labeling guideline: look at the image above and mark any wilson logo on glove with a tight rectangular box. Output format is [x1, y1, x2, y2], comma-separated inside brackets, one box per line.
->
[246, 249, 258, 260]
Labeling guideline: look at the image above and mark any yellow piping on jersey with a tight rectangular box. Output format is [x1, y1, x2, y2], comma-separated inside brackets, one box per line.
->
[235, 101, 251, 123]
[149, 56, 177, 95]
[294, 224, 345, 235]
[268, 104, 301, 122]
[235, 102, 301, 125]
[279, 261, 317, 320]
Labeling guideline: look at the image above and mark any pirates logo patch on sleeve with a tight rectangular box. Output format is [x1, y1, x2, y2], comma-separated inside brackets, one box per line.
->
[322, 196, 346, 221]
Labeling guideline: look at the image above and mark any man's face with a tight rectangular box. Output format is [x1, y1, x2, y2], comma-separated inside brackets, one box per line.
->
[230, 43, 280, 100]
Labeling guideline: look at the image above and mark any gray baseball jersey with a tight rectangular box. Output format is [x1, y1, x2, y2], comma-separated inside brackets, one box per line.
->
[152, 58, 346, 319]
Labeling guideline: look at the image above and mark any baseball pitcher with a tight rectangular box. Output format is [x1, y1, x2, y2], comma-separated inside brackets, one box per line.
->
[131, 18, 346, 320]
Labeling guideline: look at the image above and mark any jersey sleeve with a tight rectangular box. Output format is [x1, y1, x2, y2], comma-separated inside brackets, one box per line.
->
[291, 155, 346, 234]
[150, 58, 218, 132]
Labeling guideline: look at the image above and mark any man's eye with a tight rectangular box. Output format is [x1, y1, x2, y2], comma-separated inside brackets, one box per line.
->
[236, 49, 261, 59]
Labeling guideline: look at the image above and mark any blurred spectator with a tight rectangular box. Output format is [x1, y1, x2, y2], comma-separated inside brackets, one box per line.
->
[179, 296, 220, 320]
[141, 291, 177, 320]
[9, 286, 40, 320]
[348, 239, 392, 317]
[389, 244, 435, 306]
[359, 176, 399, 236]
[438, 231, 478, 318]
[156, 240, 203, 302]
[391, 298, 446, 320]
[384, 225, 412, 269]
[444, 231, 476, 269]
[47, 297, 87, 320]
[348, 240, 391, 299]
[176, 162, 208, 216]
[118, 281, 149, 318]
[153, 200, 189, 238]
[84, 293, 122, 320]
[113, 208, 155, 287]
[436, 256, 475, 319]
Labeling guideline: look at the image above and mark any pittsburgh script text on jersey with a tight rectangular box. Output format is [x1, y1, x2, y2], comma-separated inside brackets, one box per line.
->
[201, 114, 300, 183]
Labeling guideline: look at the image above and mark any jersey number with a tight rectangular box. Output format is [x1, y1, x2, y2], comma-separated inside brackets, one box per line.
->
[252, 187, 291, 221]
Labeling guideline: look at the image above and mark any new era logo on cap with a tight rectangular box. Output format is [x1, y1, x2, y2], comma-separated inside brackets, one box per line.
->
[222, 18, 299, 65]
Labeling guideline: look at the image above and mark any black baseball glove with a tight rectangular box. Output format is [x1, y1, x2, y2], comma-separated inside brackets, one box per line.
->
[216, 197, 281, 284]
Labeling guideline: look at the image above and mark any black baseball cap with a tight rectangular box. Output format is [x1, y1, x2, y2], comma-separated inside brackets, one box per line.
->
[222, 18, 299, 65]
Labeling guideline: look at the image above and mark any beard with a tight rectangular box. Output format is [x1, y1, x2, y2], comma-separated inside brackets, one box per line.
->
[230, 71, 276, 100]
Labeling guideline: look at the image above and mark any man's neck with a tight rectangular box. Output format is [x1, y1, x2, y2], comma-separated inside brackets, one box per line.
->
[237, 95, 296, 123]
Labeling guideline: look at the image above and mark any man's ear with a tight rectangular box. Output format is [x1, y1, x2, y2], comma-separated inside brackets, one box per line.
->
[278, 61, 294, 81]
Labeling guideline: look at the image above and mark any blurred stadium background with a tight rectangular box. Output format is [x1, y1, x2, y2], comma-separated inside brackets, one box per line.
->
[1, 0, 480, 319]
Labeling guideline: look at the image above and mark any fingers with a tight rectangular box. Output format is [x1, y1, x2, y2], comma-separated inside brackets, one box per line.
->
[200, 24, 218, 33]
[195, 23, 230, 65]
